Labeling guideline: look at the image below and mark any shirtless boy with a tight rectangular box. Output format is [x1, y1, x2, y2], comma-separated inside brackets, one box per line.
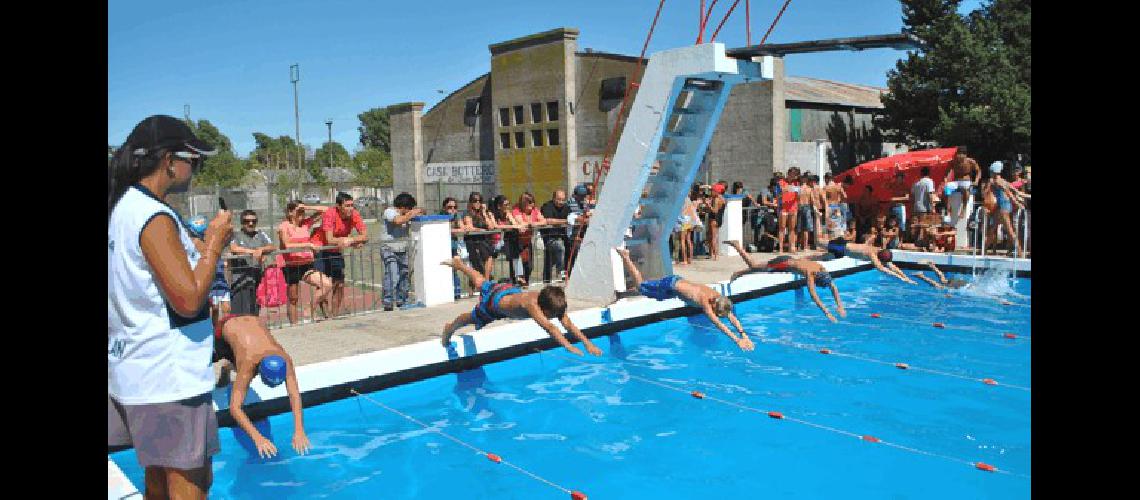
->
[819, 237, 917, 284]
[214, 315, 310, 459]
[615, 247, 754, 351]
[797, 175, 819, 251]
[913, 260, 968, 289]
[944, 146, 981, 222]
[440, 256, 602, 356]
[727, 240, 846, 323]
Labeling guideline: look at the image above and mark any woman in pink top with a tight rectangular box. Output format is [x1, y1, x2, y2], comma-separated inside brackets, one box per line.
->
[511, 192, 546, 285]
[276, 201, 333, 324]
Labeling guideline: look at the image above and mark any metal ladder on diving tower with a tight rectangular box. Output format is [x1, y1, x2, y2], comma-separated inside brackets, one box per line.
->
[566, 43, 774, 303]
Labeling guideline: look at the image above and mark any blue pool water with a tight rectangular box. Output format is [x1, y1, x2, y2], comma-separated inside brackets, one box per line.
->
[112, 269, 1031, 499]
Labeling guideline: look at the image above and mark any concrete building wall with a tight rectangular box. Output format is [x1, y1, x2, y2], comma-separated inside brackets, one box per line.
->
[489, 28, 578, 204]
[421, 75, 495, 164]
[706, 57, 785, 192]
[388, 102, 425, 204]
[571, 53, 644, 190]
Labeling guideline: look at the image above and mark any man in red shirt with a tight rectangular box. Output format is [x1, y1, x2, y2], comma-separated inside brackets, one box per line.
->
[311, 192, 368, 317]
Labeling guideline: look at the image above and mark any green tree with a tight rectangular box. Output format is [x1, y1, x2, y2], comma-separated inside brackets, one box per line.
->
[183, 119, 249, 188]
[249, 133, 306, 171]
[314, 141, 352, 169]
[357, 107, 390, 152]
[877, 0, 1030, 166]
[352, 147, 393, 188]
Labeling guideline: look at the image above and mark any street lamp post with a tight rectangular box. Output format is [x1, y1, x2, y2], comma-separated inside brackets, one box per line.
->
[290, 64, 303, 198]
[325, 119, 333, 169]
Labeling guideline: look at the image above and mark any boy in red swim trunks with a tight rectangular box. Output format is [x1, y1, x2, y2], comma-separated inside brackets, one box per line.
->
[440, 256, 602, 356]
[726, 240, 846, 323]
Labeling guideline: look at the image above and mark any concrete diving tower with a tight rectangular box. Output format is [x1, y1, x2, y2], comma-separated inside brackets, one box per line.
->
[566, 43, 774, 302]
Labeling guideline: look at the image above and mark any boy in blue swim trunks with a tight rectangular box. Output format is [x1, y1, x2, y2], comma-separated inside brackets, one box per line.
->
[726, 240, 846, 323]
[440, 256, 602, 356]
[615, 248, 754, 351]
[815, 238, 917, 285]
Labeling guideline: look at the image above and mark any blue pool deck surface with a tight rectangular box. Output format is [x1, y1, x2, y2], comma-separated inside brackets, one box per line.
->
[109, 251, 1030, 499]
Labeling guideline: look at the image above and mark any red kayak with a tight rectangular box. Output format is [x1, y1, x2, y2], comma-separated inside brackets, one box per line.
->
[837, 147, 958, 203]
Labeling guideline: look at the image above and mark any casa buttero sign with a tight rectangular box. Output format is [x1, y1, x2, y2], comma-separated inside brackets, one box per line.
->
[424, 161, 495, 184]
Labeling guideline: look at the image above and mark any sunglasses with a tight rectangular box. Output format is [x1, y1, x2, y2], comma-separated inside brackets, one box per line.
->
[242, 219, 257, 224]
[445, 205, 458, 210]
[172, 151, 203, 170]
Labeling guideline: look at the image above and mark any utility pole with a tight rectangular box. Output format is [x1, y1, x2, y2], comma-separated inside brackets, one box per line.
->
[325, 119, 333, 168]
[184, 104, 191, 122]
[290, 64, 303, 197]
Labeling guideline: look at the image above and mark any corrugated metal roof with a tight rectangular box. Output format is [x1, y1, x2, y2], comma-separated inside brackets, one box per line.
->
[785, 76, 886, 109]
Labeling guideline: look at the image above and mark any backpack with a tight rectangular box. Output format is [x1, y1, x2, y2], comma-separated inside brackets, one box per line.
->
[256, 254, 288, 308]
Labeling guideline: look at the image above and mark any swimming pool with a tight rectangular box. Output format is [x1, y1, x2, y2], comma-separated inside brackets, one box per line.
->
[111, 269, 1030, 498]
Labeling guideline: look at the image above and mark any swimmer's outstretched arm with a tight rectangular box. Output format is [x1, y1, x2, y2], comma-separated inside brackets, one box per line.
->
[701, 302, 754, 352]
[829, 283, 846, 318]
[229, 368, 278, 459]
[559, 313, 602, 356]
[925, 261, 949, 284]
[886, 262, 917, 284]
[805, 276, 837, 323]
[914, 273, 944, 289]
[283, 355, 310, 455]
[526, 301, 588, 356]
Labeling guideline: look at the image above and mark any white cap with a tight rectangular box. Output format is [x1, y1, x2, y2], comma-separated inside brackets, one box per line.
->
[943, 215, 952, 225]
[990, 161, 1003, 173]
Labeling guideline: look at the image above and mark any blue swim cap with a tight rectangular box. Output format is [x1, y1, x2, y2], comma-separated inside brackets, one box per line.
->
[259, 355, 288, 387]
[186, 215, 209, 238]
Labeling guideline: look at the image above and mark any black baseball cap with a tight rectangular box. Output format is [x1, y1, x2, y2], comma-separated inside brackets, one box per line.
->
[125, 115, 216, 157]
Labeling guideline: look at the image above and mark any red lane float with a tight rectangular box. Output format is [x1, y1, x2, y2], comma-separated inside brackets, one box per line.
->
[486, 453, 502, 464]
[862, 435, 881, 443]
[691, 391, 705, 399]
[768, 411, 785, 419]
[871, 313, 881, 318]
[933, 322, 946, 328]
[895, 363, 909, 370]
[819, 348, 832, 355]
[571, 491, 589, 500]
[975, 462, 996, 472]
[1004, 333, 1017, 339]
[982, 378, 998, 386]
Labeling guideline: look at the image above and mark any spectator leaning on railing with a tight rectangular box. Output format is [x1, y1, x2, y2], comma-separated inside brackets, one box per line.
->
[108, 115, 229, 499]
[277, 201, 333, 325]
[228, 210, 276, 315]
[512, 192, 546, 286]
[312, 192, 369, 317]
[463, 192, 497, 283]
[379, 192, 424, 311]
[538, 190, 570, 282]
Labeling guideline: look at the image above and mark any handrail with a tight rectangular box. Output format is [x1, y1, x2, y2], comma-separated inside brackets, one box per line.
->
[971, 205, 987, 277]
[1017, 208, 1030, 258]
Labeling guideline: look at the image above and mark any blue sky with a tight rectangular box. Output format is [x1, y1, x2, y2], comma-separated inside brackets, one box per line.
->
[109, 0, 985, 156]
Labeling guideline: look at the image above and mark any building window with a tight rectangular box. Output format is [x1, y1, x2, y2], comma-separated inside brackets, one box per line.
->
[546, 101, 559, 121]
[513, 106, 524, 126]
[599, 77, 626, 112]
[531, 129, 544, 147]
[464, 97, 482, 127]
[499, 108, 510, 127]
[546, 128, 560, 146]
[531, 103, 543, 123]
[515, 131, 526, 149]
[500, 133, 511, 149]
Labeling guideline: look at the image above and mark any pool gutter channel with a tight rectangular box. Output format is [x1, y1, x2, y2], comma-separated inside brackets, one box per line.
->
[109, 250, 1025, 458]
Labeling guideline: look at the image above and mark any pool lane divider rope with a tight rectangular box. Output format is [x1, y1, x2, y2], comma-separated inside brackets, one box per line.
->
[864, 312, 1031, 341]
[689, 324, 1031, 392]
[542, 351, 1028, 479]
[349, 389, 589, 499]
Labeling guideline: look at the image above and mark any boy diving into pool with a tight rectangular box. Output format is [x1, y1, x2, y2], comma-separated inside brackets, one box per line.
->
[440, 256, 603, 357]
[214, 315, 310, 459]
[725, 240, 846, 323]
[614, 247, 754, 351]
[913, 260, 968, 290]
[816, 237, 917, 285]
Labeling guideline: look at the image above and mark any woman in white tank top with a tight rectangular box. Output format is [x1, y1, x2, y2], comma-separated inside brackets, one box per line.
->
[108, 115, 232, 498]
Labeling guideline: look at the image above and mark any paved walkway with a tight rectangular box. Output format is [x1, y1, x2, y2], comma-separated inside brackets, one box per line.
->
[267, 248, 811, 367]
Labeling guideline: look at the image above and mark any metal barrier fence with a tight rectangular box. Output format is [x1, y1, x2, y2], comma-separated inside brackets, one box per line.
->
[450, 225, 574, 298]
[222, 238, 417, 330]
